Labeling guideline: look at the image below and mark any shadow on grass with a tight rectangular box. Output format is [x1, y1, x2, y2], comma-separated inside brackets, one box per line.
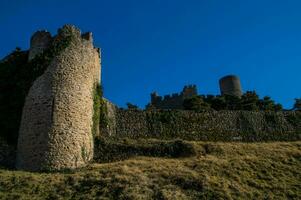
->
[94, 137, 196, 163]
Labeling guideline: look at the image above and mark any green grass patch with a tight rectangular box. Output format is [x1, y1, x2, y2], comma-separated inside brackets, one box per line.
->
[0, 140, 300, 199]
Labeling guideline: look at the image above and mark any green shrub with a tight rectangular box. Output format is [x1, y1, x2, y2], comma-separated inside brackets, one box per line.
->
[183, 96, 211, 112]
[126, 102, 139, 110]
[92, 84, 102, 137]
[293, 98, 301, 111]
[286, 112, 301, 127]
[199, 91, 284, 111]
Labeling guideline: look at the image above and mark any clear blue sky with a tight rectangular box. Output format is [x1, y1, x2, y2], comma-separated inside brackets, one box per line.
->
[1, 0, 300, 108]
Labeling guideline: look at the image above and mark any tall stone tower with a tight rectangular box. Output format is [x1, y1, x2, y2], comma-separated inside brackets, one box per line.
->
[219, 75, 243, 97]
[16, 25, 101, 171]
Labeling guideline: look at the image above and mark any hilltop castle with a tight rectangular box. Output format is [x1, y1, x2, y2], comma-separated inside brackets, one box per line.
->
[13, 25, 244, 172]
[147, 75, 243, 109]
[148, 85, 198, 109]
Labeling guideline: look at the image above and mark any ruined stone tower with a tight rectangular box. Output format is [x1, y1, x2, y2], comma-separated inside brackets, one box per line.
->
[219, 75, 243, 97]
[16, 25, 101, 171]
[182, 85, 197, 98]
[149, 85, 198, 109]
[28, 30, 52, 61]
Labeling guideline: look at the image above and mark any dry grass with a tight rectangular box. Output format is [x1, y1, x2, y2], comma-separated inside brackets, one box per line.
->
[0, 140, 300, 199]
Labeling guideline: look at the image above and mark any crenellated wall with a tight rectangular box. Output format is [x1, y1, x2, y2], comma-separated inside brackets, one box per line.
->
[28, 30, 52, 61]
[102, 109, 301, 141]
[149, 85, 198, 109]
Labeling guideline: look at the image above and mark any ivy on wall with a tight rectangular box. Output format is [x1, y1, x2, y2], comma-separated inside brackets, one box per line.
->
[92, 84, 102, 137]
[0, 35, 72, 146]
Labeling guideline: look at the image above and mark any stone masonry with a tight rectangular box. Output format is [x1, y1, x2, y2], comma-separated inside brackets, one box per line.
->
[102, 109, 301, 141]
[16, 25, 101, 171]
[219, 75, 243, 97]
[148, 85, 198, 109]
[147, 76, 244, 110]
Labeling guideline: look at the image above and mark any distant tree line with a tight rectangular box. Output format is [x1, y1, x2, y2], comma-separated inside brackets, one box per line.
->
[183, 91, 299, 112]
[293, 98, 301, 111]
[130, 92, 300, 112]
[126, 103, 139, 110]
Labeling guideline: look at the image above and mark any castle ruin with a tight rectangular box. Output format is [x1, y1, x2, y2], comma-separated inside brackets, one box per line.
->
[16, 25, 101, 171]
[148, 76, 243, 109]
[148, 85, 198, 109]
[14, 25, 247, 172]
[28, 30, 52, 61]
[219, 75, 243, 97]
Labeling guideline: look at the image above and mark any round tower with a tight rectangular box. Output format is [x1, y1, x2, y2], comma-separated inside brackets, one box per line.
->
[17, 25, 100, 171]
[219, 75, 243, 97]
[28, 30, 52, 61]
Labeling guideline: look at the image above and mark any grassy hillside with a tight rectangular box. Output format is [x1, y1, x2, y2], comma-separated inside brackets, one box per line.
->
[0, 140, 300, 199]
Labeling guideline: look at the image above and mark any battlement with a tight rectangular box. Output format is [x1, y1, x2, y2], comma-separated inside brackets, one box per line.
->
[149, 85, 198, 109]
[183, 84, 197, 89]
[27, 25, 99, 62]
[30, 30, 52, 43]
[82, 32, 93, 43]
[182, 84, 197, 98]
[28, 30, 52, 61]
[148, 75, 243, 110]
[164, 95, 171, 100]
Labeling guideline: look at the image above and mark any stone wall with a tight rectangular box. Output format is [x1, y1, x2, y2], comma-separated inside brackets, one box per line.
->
[101, 98, 117, 136]
[102, 109, 301, 141]
[16, 25, 101, 171]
